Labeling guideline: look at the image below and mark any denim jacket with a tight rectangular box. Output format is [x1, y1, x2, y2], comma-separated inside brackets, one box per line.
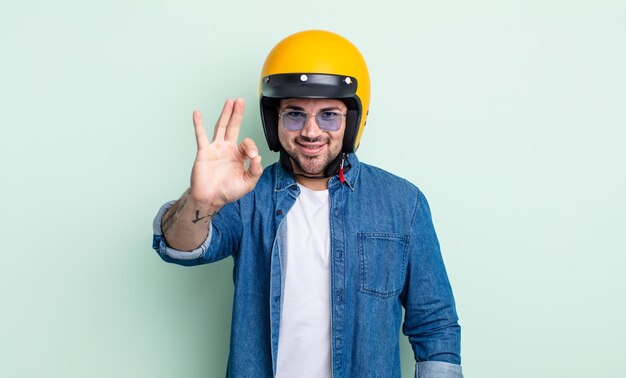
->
[152, 154, 462, 377]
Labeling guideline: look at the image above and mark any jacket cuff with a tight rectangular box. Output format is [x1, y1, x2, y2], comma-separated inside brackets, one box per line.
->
[416, 361, 463, 378]
[152, 200, 212, 260]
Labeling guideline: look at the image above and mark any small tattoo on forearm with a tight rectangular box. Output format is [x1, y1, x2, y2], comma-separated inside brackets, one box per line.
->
[192, 210, 214, 224]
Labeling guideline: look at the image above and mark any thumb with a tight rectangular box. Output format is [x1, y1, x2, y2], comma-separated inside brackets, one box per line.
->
[244, 155, 263, 185]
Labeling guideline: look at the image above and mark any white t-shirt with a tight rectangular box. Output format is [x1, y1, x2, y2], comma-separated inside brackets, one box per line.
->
[275, 185, 332, 378]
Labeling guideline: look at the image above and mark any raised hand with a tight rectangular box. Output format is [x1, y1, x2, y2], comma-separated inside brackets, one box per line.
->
[161, 98, 262, 251]
[189, 98, 263, 209]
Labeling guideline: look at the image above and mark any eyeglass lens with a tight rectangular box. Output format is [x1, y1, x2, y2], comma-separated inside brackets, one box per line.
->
[281, 111, 343, 131]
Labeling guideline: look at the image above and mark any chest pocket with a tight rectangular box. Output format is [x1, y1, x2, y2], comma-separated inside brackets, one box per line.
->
[358, 232, 409, 298]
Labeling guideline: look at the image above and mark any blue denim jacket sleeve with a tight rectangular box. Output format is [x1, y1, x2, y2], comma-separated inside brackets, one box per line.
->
[151, 200, 242, 266]
[403, 190, 463, 377]
[416, 361, 463, 378]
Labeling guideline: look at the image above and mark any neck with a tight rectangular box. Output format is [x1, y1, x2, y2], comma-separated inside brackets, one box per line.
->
[293, 172, 330, 191]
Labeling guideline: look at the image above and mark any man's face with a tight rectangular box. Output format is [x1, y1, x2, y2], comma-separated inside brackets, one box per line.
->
[278, 98, 347, 177]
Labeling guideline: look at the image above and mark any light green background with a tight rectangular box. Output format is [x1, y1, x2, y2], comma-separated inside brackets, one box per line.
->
[1, 0, 625, 377]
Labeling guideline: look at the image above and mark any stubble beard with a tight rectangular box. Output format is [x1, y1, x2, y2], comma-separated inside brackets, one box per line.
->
[289, 136, 340, 176]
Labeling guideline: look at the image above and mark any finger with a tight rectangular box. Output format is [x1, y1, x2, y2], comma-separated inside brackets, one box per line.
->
[213, 99, 234, 141]
[237, 138, 258, 160]
[192, 110, 209, 151]
[224, 98, 245, 142]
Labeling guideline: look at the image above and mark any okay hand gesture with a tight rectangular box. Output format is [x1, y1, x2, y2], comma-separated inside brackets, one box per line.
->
[189, 98, 263, 210]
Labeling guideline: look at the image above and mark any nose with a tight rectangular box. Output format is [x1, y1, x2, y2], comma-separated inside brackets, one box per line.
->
[300, 113, 323, 138]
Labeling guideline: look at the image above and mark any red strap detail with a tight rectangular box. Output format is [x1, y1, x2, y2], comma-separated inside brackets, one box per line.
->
[339, 166, 346, 183]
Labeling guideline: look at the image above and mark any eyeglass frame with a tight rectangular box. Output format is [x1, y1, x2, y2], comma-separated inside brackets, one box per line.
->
[278, 108, 347, 132]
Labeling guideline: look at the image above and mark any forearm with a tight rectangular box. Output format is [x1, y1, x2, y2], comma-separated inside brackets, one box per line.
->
[161, 189, 221, 251]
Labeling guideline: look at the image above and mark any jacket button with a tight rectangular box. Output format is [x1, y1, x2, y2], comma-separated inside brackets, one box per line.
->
[276, 209, 283, 215]
[336, 291, 343, 303]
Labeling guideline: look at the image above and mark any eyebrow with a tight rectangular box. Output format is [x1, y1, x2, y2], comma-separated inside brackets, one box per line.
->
[280, 106, 343, 112]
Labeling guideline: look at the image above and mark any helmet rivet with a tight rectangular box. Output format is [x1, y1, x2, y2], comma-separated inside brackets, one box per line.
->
[344, 77, 352, 85]
[300, 74, 308, 81]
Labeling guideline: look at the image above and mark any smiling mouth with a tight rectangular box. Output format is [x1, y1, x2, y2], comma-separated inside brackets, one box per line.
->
[296, 141, 326, 155]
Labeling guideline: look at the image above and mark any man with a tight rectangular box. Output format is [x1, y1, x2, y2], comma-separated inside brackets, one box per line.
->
[152, 30, 462, 377]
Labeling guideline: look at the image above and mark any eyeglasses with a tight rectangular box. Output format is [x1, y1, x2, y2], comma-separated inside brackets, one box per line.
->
[279, 110, 346, 132]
